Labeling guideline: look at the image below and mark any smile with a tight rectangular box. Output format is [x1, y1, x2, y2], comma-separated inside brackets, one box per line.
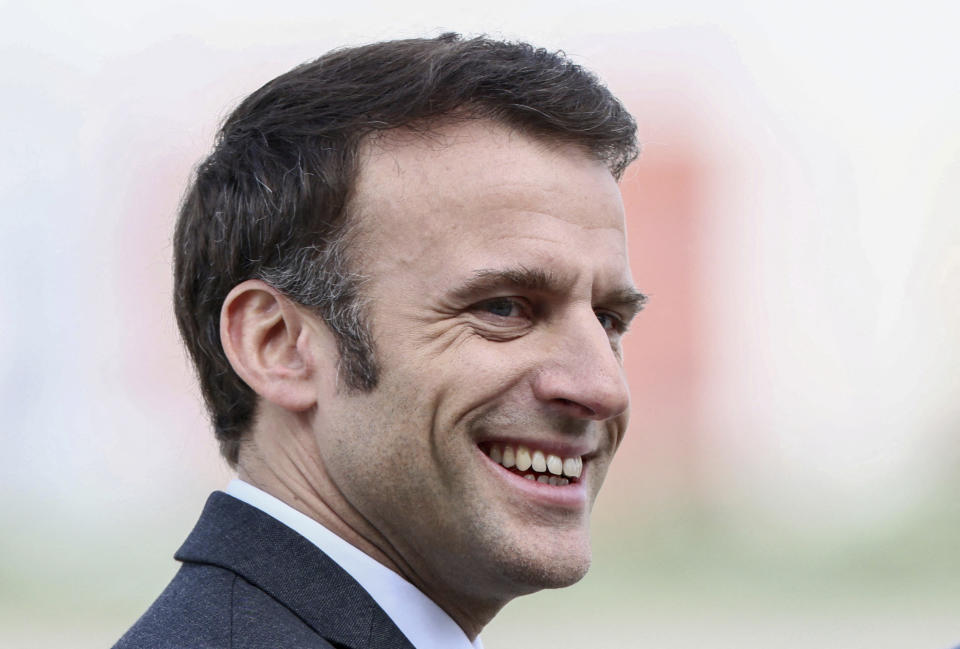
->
[481, 443, 583, 486]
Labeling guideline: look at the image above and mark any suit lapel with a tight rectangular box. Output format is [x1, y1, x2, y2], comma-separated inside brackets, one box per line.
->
[176, 492, 416, 649]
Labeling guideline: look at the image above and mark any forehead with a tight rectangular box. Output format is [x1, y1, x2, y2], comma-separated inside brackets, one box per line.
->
[350, 120, 631, 288]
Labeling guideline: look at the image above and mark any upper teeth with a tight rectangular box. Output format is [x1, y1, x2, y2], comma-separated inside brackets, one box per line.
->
[486, 443, 582, 479]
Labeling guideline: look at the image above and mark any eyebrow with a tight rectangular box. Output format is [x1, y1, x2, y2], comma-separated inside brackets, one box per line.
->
[453, 266, 570, 298]
[604, 287, 649, 323]
[451, 265, 648, 320]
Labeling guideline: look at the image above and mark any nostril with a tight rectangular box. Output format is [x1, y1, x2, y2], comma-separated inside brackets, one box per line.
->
[552, 397, 596, 419]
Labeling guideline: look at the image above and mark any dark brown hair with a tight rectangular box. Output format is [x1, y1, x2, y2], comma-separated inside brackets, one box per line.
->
[173, 33, 639, 465]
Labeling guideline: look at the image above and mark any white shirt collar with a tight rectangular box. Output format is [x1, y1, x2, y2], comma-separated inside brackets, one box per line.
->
[225, 479, 482, 649]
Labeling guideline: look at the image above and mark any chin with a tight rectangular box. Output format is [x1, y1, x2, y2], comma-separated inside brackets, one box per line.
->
[457, 511, 596, 596]
[491, 538, 593, 594]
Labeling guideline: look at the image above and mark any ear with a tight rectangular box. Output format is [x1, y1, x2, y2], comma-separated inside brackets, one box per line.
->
[220, 279, 319, 412]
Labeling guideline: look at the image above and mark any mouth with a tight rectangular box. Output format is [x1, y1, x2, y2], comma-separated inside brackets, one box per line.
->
[478, 441, 584, 487]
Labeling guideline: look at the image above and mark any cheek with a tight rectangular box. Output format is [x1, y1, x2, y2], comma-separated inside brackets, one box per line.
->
[333, 383, 437, 472]
[444, 340, 536, 394]
[318, 395, 399, 478]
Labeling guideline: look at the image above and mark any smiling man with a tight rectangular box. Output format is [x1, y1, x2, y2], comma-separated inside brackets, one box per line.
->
[114, 34, 644, 649]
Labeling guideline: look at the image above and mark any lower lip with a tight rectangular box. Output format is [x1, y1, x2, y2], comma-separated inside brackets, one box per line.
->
[476, 446, 588, 509]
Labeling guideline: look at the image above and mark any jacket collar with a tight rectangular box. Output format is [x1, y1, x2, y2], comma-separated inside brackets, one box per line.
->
[175, 491, 415, 649]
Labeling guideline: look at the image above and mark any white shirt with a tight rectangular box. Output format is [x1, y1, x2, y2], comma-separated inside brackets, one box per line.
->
[226, 479, 483, 649]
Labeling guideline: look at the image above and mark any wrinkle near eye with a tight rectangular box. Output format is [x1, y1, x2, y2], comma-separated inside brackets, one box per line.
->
[407, 312, 498, 355]
[463, 311, 532, 341]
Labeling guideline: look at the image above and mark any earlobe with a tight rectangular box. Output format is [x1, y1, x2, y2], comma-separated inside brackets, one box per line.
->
[220, 280, 317, 412]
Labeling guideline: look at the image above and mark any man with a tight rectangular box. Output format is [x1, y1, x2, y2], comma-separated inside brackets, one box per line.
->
[115, 33, 645, 649]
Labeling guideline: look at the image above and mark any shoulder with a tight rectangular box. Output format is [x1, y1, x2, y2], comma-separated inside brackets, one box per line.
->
[112, 563, 336, 649]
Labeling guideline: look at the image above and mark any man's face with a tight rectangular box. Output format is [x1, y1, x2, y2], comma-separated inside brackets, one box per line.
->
[310, 121, 640, 606]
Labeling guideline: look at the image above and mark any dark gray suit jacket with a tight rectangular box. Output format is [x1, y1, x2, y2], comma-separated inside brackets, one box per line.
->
[113, 492, 416, 649]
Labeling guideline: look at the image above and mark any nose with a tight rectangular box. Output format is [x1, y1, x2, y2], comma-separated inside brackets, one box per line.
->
[532, 307, 631, 421]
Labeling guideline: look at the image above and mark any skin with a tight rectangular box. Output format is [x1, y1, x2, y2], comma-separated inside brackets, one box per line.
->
[222, 120, 642, 640]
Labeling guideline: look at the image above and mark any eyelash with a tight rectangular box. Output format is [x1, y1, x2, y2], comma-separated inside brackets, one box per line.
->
[595, 311, 627, 334]
[474, 297, 529, 320]
[473, 297, 627, 335]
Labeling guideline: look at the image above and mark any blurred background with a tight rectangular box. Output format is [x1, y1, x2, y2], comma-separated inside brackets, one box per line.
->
[1, 1, 958, 647]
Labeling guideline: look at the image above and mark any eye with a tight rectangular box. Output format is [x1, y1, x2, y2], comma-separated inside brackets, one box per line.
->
[466, 297, 533, 340]
[475, 297, 527, 319]
[595, 310, 626, 334]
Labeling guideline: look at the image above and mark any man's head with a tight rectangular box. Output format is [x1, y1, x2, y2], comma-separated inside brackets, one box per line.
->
[174, 33, 642, 635]
[174, 33, 638, 465]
